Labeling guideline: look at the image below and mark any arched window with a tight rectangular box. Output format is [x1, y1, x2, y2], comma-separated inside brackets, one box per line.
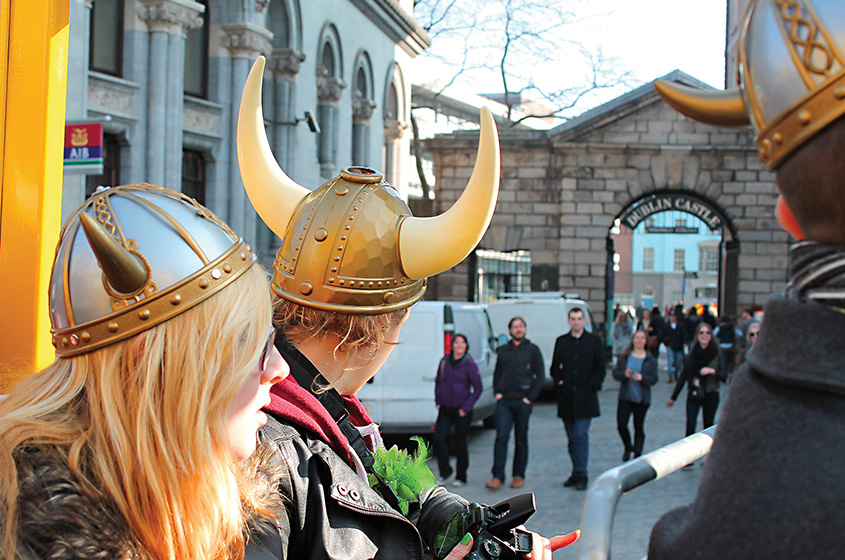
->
[182, 149, 206, 205]
[184, 0, 209, 97]
[351, 53, 375, 166]
[382, 63, 406, 187]
[316, 25, 345, 177]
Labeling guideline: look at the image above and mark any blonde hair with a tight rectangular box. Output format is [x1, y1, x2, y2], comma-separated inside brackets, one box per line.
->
[273, 295, 407, 391]
[0, 265, 276, 559]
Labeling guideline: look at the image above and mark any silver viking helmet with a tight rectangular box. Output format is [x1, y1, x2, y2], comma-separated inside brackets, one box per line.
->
[237, 56, 500, 314]
[49, 184, 256, 357]
[654, 0, 845, 169]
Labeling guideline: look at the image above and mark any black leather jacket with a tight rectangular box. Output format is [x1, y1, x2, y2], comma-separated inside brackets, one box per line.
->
[246, 415, 457, 560]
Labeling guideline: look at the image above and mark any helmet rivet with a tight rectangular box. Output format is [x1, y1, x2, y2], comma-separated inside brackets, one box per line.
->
[240, 252, 247, 260]
[328, 277, 335, 283]
[357, 199, 363, 203]
[246, 245, 252, 252]
[377, 281, 382, 287]
[70, 334, 79, 346]
[107, 322, 119, 333]
[337, 245, 344, 251]
[340, 235, 347, 241]
[359, 281, 365, 287]
[211, 268, 222, 279]
[51, 337, 57, 347]
[222, 264, 232, 273]
[171, 294, 182, 305]
[835, 86, 845, 99]
[336, 186, 349, 196]
[368, 282, 373, 287]
[348, 216, 354, 221]
[334, 256, 340, 262]
[81, 331, 91, 343]
[138, 309, 151, 320]
[352, 207, 359, 212]
[344, 225, 351, 231]
[314, 228, 329, 242]
[772, 132, 783, 145]
[300, 281, 313, 295]
[340, 280, 345, 285]
[384, 292, 395, 303]
[798, 110, 812, 125]
[62, 337, 69, 347]
[199, 278, 209, 289]
[331, 267, 338, 272]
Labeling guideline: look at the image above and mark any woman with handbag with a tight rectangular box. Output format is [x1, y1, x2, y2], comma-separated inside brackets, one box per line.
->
[613, 330, 658, 461]
[667, 323, 728, 440]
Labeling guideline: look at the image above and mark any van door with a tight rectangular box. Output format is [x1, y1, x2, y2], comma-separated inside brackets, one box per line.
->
[453, 306, 496, 422]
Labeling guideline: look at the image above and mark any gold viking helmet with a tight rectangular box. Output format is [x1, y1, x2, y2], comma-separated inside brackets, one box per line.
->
[237, 56, 500, 314]
[654, 0, 845, 169]
[49, 184, 256, 357]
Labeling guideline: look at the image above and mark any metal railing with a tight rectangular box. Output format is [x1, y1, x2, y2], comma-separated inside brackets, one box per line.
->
[577, 426, 717, 560]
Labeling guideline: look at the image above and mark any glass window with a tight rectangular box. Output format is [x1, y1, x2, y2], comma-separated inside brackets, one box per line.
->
[673, 248, 685, 271]
[182, 149, 206, 205]
[643, 247, 655, 271]
[675, 218, 686, 227]
[476, 249, 531, 303]
[321, 42, 335, 76]
[700, 247, 719, 273]
[184, 1, 208, 97]
[89, 0, 123, 76]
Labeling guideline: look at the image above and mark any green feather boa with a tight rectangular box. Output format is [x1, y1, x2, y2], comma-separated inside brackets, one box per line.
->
[367, 436, 437, 516]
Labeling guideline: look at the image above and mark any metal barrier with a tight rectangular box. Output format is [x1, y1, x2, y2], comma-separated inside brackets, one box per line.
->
[576, 426, 717, 560]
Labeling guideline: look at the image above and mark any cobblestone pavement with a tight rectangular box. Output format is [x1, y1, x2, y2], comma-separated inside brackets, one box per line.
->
[426, 357, 728, 560]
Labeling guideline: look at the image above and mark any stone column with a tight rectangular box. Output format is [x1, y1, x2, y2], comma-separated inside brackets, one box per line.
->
[383, 118, 406, 187]
[136, 0, 204, 186]
[352, 92, 375, 167]
[62, 0, 94, 219]
[221, 23, 272, 244]
[317, 67, 346, 179]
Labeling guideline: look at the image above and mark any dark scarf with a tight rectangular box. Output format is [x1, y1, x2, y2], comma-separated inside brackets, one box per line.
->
[788, 241, 845, 313]
[688, 340, 718, 376]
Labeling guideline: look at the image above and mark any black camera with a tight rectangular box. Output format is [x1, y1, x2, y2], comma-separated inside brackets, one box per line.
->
[417, 492, 536, 560]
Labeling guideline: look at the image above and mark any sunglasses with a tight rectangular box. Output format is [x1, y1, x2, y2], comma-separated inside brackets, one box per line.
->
[260, 327, 277, 372]
[699, 331, 712, 336]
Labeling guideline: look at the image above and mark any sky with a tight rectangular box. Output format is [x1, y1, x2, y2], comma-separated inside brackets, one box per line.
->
[414, 1, 728, 120]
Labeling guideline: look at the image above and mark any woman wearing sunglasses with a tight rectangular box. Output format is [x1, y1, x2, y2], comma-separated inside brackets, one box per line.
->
[667, 323, 728, 439]
[0, 185, 288, 559]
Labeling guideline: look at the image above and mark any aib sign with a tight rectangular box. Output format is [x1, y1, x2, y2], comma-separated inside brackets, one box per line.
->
[64, 123, 104, 174]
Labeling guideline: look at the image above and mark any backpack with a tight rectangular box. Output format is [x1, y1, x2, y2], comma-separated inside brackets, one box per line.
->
[717, 324, 735, 345]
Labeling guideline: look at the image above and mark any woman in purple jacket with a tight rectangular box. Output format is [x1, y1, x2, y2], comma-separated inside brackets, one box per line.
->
[434, 334, 483, 486]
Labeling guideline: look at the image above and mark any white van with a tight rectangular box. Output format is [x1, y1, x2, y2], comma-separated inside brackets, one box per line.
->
[357, 301, 498, 433]
[486, 293, 597, 380]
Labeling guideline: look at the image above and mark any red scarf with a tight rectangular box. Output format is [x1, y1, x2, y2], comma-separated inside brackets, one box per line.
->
[265, 376, 375, 468]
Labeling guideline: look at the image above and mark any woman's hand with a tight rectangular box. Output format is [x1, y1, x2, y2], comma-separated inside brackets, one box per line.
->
[442, 533, 473, 560]
[458, 409, 466, 417]
[667, 399, 674, 407]
[625, 368, 632, 378]
[632, 372, 642, 382]
[442, 530, 580, 560]
[700, 367, 716, 376]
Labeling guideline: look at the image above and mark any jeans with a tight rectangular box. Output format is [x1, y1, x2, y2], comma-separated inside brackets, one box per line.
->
[492, 399, 532, 480]
[686, 391, 720, 436]
[433, 407, 473, 481]
[617, 400, 649, 456]
[666, 348, 684, 380]
[562, 417, 592, 476]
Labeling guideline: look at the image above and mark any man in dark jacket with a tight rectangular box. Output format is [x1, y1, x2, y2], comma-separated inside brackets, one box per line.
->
[661, 310, 688, 383]
[486, 317, 544, 490]
[550, 307, 606, 490]
[650, 2, 845, 557]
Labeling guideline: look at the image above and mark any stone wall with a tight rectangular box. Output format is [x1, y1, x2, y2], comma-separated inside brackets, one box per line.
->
[427, 92, 790, 324]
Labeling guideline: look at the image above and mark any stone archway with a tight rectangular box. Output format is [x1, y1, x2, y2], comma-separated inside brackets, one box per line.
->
[426, 72, 792, 325]
[609, 190, 739, 319]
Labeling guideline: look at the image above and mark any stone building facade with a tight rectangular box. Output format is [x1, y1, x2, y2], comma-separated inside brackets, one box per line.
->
[427, 72, 791, 324]
[63, 0, 428, 267]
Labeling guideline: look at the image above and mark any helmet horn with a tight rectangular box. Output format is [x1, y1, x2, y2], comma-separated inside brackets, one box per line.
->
[79, 211, 149, 294]
[237, 56, 310, 239]
[653, 79, 750, 128]
[398, 107, 500, 279]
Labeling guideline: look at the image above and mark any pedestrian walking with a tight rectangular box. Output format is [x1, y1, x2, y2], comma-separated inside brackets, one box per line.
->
[486, 317, 545, 490]
[611, 310, 635, 360]
[434, 334, 483, 487]
[613, 330, 658, 461]
[667, 323, 728, 438]
[713, 315, 742, 373]
[551, 307, 606, 490]
[638, 309, 661, 358]
[735, 320, 761, 369]
[662, 310, 689, 383]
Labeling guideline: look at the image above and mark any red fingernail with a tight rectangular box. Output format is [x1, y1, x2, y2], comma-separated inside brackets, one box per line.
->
[549, 530, 581, 551]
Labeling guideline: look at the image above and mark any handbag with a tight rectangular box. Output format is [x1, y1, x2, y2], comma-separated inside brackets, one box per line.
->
[689, 383, 705, 401]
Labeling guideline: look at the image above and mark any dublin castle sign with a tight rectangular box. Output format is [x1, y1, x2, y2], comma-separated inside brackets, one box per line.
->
[619, 193, 724, 231]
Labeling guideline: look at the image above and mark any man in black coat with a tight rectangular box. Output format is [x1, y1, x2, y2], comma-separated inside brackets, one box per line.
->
[550, 307, 605, 490]
[650, 2, 845, 557]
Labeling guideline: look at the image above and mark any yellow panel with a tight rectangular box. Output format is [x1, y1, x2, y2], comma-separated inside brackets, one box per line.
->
[0, 0, 69, 392]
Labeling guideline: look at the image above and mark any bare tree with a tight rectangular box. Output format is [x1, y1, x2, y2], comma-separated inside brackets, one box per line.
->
[414, 0, 632, 125]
